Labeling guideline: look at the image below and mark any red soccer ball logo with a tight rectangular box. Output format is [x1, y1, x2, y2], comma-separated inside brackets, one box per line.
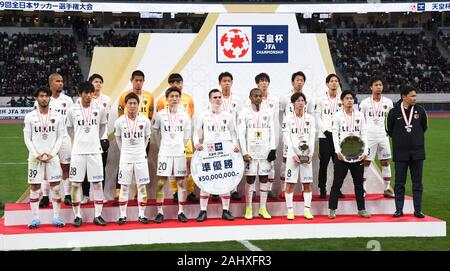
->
[220, 29, 250, 59]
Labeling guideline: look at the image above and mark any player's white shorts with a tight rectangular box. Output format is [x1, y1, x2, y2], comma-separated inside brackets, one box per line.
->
[367, 137, 392, 161]
[245, 159, 272, 176]
[118, 162, 150, 185]
[28, 158, 62, 184]
[157, 156, 187, 177]
[285, 158, 313, 184]
[69, 154, 103, 182]
[58, 136, 72, 164]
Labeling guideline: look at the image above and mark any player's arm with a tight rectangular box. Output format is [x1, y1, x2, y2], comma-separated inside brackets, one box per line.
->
[360, 115, 368, 159]
[23, 114, 39, 159]
[148, 95, 154, 121]
[183, 115, 192, 147]
[114, 119, 122, 151]
[99, 108, 107, 138]
[144, 118, 151, 146]
[421, 107, 428, 132]
[274, 99, 280, 148]
[282, 115, 296, 156]
[308, 116, 316, 155]
[192, 113, 203, 150]
[237, 111, 249, 157]
[331, 113, 342, 155]
[228, 116, 240, 152]
[49, 116, 64, 159]
[189, 97, 194, 119]
[314, 98, 326, 134]
[66, 107, 75, 141]
[386, 108, 394, 137]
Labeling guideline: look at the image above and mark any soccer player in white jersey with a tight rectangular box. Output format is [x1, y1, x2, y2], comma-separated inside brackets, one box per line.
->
[314, 74, 344, 199]
[193, 89, 240, 222]
[238, 88, 277, 220]
[359, 77, 394, 198]
[278, 71, 310, 199]
[115, 92, 151, 224]
[152, 87, 192, 223]
[253, 73, 280, 200]
[66, 82, 107, 227]
[24, 87, 65, 229]
[79, 74, 111, 204]
[218, 72, 242, 201]
[282, 92, 316, 220]
[37, 73, 74, 208]
[328, 90, 371, 219]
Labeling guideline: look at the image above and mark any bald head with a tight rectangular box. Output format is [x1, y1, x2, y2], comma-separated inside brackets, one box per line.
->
[48, 73, 64, 94]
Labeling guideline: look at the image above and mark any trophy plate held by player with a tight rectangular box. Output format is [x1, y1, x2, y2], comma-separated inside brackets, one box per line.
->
[340, 135, 365, 163]
[298, 140, 310, 163]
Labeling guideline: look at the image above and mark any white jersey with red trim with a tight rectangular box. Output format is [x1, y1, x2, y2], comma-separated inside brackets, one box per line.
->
[115, 114, 151, 163]
[359, 96, 393, 139]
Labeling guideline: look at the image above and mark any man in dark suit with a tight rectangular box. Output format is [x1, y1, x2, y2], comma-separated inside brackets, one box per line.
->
[386, 85, 428, 218]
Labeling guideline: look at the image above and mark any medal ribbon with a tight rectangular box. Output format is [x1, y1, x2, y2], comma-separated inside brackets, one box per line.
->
[344, 111, 355, 133]
[401, 102, 414, 128]
[78, 100, 92, 127]
[210, 109, 222, 133]
[222, 94, 232, 113]
[168, 106, 179, 134]
[327, 91, 338, 114]
[293, 110, 305, 136]
[36, 109, 50, 133]
[126, 113, 139, 139]
[250, 105, 262, 128]
[370, 96, 383, 121]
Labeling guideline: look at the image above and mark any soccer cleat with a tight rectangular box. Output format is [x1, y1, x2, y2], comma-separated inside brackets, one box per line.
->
[231, 191, 241, 201]
[117, 217, 127, 225]
[28, 218, 41, 229]
[138, 216, 149, 224]
[177, 212, 188, 223]
[154, 213, 164, 224]
[328, 209, 336, 219]
[73, 216, 82, 227]
[93, 216, 107, 226]
[244, 207, 253, 220]
[80, 196, 89, 205]
[172, 192, 178, 203]
[52, 217, 65, 228]
[39, 196, 50, 208]
[287, 210, 295, 220]
[319, 188, 327, 199]
[187, 192, 199, 203]
[393, 209, 403, 218]
[211, 194, 220, 201]
[63, 195, 72, 206]
[358, 210, 372, 218]
[258, 207, 271, 219]
[384, 188, 395, 198]
[303, 209, 314, 220]
[414, 211, 425, 218]
[196, 210, 207, 222]
[222, 210, 235, 221]
[267, 191, 278, 200]
[279, 191, 285, 199]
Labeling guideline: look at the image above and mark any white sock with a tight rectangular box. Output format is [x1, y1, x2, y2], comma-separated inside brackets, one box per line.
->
[137, 184, 147, 217]
[119, 184, 129, 218]
[92, 182, 104, 217]
[63, 178, 71, 196]
[245, 183, 255, 208]
[285, 191, 294, 210]
[303, 191, 312, 211]
[41, 180, 50, 197]
[177, 180, 187, 214]
[259, 182, 269, 209]
[50, 184, 61, 218]
[382, 165, 392, 190]
[29, 189, 40, 220]
[200, 190, 209, 211]
[221, 193, 230, 211]
[71, 182, 82, 218]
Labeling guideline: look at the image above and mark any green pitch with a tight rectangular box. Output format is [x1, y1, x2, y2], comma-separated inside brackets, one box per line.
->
[1, 119, 449, 251]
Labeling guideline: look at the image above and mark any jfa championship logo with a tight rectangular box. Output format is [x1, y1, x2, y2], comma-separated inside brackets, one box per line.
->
[216, 25, 288, 63]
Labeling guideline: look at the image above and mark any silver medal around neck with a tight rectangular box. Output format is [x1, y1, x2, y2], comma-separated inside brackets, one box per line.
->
[42, 153, 48, 160]
[130, 138, 136, 145]
[42, 133, 48, 140]
[406, 127, 412, 133]
[84, 126, 90, 133]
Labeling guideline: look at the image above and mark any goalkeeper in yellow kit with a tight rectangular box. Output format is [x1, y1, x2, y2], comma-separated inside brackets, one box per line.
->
[155, 73, 198, 202]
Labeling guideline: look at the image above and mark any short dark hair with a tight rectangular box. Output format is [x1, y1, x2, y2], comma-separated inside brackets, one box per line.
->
[326, 73, 340, 84]
[400, 85, 417, 98]
[369, 76, 383, 86]
[34, 86, 51, 98]
[131, 70, 145, 80]
[291, 92, 307, 104]
[255, 73, 270, 84]
[125, 92, 139, 104]
[218, 72, 233, 82]
[249, 88, 261, 97]
[340, 90, 355, 100]
[88, 73, 104, 83]
[168, 73, 183, 84]
[208, 89, 221, 99]
[291, 71, 306, 83]
[77, 81, 95, 94]
[165, 87, 181, 98]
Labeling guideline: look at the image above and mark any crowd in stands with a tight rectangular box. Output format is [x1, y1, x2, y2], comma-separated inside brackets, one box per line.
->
[329, 30, 450, 94]
[83, 30, 139, 57]
[438, 30, 450, 52]
[0, 32, 83, 97]
[6, 96, 35, 107]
